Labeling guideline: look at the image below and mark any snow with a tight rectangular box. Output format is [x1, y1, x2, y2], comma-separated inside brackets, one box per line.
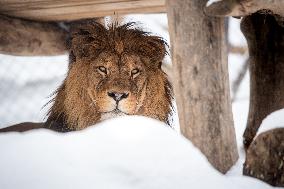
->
[0, 55, 68, 126]
[0, 116, 274, 189]
[206, 0, 223, 7]
[257, 109, 284, 135]
[0, 14, 283, 189]
[228, 53, 249, 100]
[0, 55, 67, 85]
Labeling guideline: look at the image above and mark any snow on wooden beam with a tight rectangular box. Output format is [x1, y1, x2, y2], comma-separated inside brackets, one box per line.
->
[0, 0, 166, 22]
[205, 0, 284, 18]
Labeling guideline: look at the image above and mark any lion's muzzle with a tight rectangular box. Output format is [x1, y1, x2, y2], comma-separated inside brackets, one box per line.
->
[107, 91, 129, 102]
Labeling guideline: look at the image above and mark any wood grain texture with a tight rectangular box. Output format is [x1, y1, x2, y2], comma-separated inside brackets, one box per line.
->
[0, 15, 105, 56]
[205, 0, 284, 18]
[0, 0, 165, 21]
[166, 0, 238, 173]
[241, 13, 284, 149]
[0, 15, 68, 55]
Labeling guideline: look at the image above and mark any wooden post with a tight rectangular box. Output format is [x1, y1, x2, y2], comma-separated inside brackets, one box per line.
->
[241, 13, 284, 148]
[166, 0, 238, 173]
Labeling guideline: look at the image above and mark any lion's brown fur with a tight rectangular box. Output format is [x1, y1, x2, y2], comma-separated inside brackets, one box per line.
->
[45, 20, 173, 132]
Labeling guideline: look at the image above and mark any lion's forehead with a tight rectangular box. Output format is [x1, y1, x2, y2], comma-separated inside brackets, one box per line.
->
[95, 52, 144, 69]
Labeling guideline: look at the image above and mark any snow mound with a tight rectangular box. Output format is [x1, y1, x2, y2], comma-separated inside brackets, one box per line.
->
[257, 109, 284, 136]
[0, 116, 272, 189]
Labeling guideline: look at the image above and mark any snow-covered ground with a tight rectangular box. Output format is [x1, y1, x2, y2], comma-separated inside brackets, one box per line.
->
[0, 116, 275, 189]
[0, 14, 283, 188]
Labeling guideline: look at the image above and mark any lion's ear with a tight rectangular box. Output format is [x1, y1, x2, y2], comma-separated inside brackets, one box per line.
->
[138, 36, 167, 67]
[68, 20, 107, 60]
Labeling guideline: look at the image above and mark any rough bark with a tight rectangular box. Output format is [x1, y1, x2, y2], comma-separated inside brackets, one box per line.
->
[244, 128, 284, 187]
[205, 0, 284, 18]
[0, 15, 105, 56]
[0, 15, 68, 56]
[166, 0, 238, 173]
[241, 13, 284, 149]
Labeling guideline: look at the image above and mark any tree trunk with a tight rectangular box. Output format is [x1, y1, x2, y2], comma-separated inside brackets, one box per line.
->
[166, 0, 238, 173]
[241, 13, 284, 149]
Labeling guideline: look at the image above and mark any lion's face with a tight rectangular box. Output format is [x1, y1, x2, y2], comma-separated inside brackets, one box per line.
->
[46, 20, 173, 131]
[87, 52, 147, 116]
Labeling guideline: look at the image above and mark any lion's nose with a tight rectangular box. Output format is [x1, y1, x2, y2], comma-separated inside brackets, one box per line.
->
[107, 91, 129, 102]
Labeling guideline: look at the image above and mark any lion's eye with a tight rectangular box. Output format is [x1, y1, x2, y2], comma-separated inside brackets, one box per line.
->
[131, 68, 140, 78]
[97, 66, 107, 75]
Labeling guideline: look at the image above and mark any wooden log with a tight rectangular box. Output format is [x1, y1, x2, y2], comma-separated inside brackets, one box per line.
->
[243, 128, 284, 186]
[0, 15, 67, 56]
[205, 0, 284, 18]
[166, 0, 238, 173]
[0, 0, 165, 22]
[0, 15, 105, 56]
[241, 13, 284, 149]
[0, 122, 44, 132]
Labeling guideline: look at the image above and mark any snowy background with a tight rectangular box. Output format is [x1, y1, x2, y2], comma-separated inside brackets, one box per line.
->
[0, 14, 282, 188]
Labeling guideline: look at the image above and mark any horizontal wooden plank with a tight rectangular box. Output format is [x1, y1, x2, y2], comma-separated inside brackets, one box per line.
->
[0, 0, 166, 21]
[205, 0, 284, 18]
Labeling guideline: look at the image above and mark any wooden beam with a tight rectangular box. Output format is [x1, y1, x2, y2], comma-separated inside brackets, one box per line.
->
[0, 15, 67, 56]
[0, 0, 165, 22]
[0, 15, 105, 56]
[205, 0, 284, 18]
[166, 0, 238, 173]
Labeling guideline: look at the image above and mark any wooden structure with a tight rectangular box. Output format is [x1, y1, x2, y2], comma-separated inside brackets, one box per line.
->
[204, 0, 284, 148]
[0, 15, 67, 56]
[0, 0, 165, 21]
[0, 0, 283, 175]
[243, 128, 284, 186]
[204, 0, 284, 184]
[241, 13, 284, 148]
[166, 0, 238, 173]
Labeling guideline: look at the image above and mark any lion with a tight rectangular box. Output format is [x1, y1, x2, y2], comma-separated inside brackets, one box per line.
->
[0, 20, 173, 133]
